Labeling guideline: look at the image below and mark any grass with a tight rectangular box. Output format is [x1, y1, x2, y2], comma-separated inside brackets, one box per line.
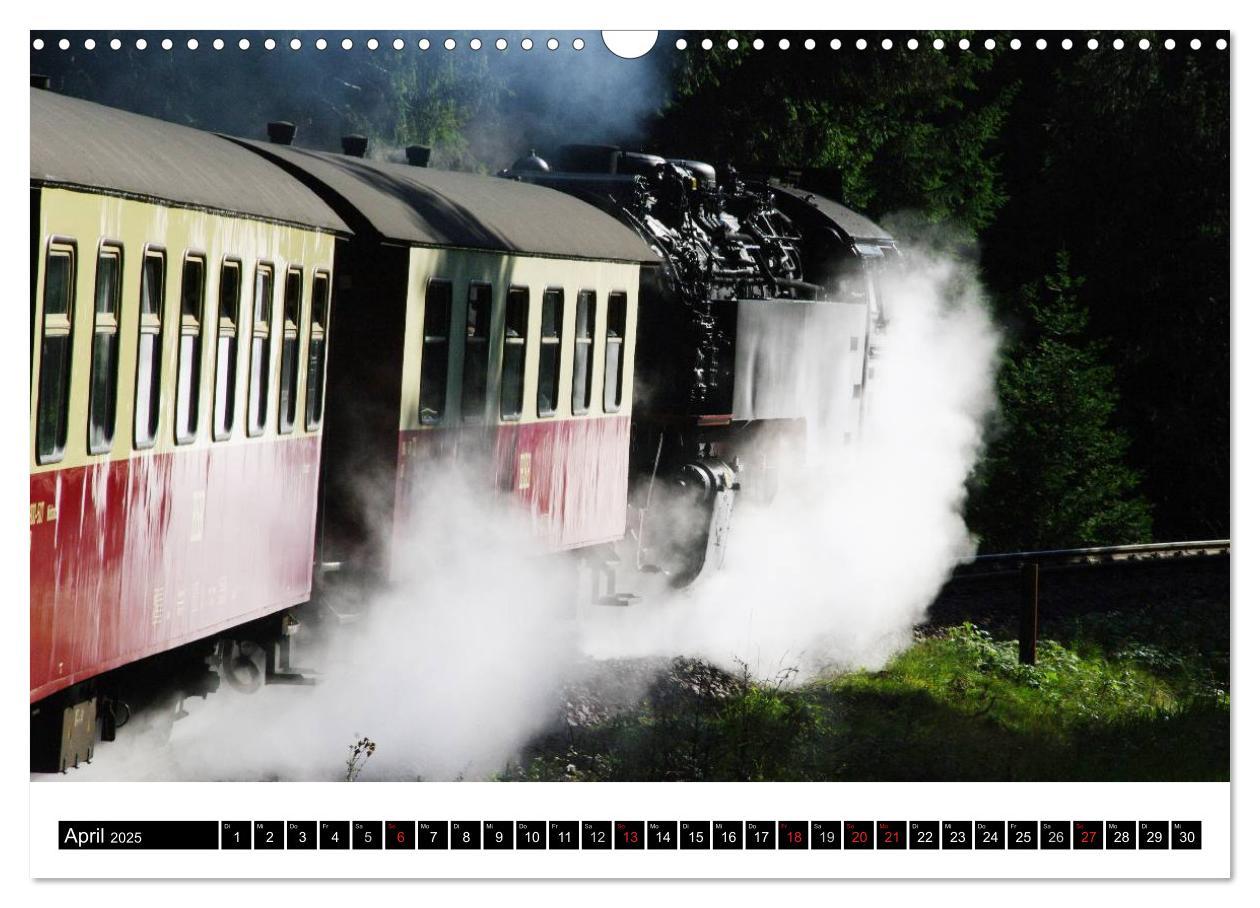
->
[508, 604, 1229, 783]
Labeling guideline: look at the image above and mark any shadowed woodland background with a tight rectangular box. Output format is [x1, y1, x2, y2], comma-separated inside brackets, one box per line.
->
[33, 30, 1230, 552]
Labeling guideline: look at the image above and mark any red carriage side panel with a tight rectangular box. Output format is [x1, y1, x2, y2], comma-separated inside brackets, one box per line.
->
[29, 436, 320, 703]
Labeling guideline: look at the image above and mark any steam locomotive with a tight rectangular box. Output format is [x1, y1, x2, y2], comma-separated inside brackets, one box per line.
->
[29, 87, 896, 771]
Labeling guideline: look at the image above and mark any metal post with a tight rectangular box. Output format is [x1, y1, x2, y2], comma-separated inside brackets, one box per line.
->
[1019, 562, 1039, 665]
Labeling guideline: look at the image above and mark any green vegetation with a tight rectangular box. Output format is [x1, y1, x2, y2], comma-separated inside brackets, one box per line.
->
[967, 252, 1155, 551]
[509, 607, 1228, 783]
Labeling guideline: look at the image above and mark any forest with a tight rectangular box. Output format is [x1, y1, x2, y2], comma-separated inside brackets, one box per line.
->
[35, 30, 1230, 552]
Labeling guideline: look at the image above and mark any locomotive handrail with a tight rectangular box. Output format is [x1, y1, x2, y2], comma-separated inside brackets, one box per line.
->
[953, 539, 1230, 576]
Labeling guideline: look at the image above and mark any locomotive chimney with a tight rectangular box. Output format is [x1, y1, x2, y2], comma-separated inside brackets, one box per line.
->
[31, 74, 51, 90]
[341, 134, 369, 158]
[266, 121, 296, 146]
[405, 145, 432, 167]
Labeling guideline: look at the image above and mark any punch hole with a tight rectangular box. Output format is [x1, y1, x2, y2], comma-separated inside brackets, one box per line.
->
[496, 38, 508, 51]
[393, 38, 404, 51]
[546, 37, 559, 51]
[601, 31, 658, 59]
[829, 38, 839, 50]
[1010, 38, 1022, 50]
[573, 38, 585, 50]
[112, 38, 122, 50]
[85, 38, 97, 50]
[470, 38, 483, 50]
[290, 38, 301, 51]
[933, 38, 945, 50]
[521, 37, 534, 50]
[907, 38, 918, 50]
[804, 38, 816, 50]
[1216, 38, 1227, 50]
[755, 38, 766, 50]
[727, 38, 738, 50]
[701, 38, 713, 50]
[881, 38, 892, 50]
[1190, 38, 1201, 50]
[263, 38, 276, 51]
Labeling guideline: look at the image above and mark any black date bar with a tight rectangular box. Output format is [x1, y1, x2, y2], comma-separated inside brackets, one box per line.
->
[59, 821, 220, 850]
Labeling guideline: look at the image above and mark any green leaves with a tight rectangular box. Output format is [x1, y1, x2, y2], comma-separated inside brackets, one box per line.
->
[968, 252, 1154, 551]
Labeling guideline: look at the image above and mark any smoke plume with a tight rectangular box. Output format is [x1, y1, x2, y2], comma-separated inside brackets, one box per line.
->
[582, 242, 1000, 677]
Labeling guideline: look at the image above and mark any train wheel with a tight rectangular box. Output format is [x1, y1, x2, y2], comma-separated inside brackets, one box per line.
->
[221, 640, 265, 694]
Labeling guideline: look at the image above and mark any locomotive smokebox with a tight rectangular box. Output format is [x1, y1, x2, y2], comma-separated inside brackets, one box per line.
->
[405, 144, 432, 167]
[266, 120, 296, 145]
[341, 134, 369, 158]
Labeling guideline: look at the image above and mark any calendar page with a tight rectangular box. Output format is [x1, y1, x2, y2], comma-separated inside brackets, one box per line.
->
[17, 2, 1245, 894]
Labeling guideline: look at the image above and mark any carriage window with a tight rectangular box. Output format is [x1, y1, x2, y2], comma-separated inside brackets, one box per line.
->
[278, 268, 302, 434]
[572, 289, 595, 415]
[500, 287, 529, 420]
[213, 260, 241, 440]
[247, 265, 273, 436]
[537, 288, 563, 417]
[305, 272, 330, 430]
[86, 246, 123, 454]
[36, 244, 75, 463]
[603, 291, 627, 412]
[134, 251, 165, 449]
[420, 279, 451, 425]
[174, 256, 205, 444]
[462, 282, 491, 423]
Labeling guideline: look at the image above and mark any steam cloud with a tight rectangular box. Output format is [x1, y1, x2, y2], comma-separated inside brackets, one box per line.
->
[46, 243, 997, 781]
[582, 242, 1000, 677]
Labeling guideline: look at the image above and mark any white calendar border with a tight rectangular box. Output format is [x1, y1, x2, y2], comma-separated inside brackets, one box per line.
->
[7, 0, 1251, 895]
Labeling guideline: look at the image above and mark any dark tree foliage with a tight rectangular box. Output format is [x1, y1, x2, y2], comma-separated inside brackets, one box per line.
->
[649, 32, 1014, 237]
[968, 252, 1154, 551]
[981, 39, 1229, 540]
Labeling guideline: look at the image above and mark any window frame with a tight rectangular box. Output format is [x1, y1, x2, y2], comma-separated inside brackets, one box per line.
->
[212, 257, 243, 442]
[419, 278, 453, 426]
[133, 246, 166, 450]
[174, 253, 207, 445]
[571, 288, 596, 416]
[305, 269, 331, 431]
[85, 241, 124, 455]
[35, 237, 78, 465]
[246, 262, 275, 438]
[537, 287, 564, 418]
[277, 265, 303, 436]
[603, 290, 628, 414]
[499, 285, 530, 422]
[461, 281, 493, 424]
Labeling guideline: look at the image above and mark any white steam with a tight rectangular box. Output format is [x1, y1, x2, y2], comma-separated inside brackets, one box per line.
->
[582, 245, 1000, 677]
